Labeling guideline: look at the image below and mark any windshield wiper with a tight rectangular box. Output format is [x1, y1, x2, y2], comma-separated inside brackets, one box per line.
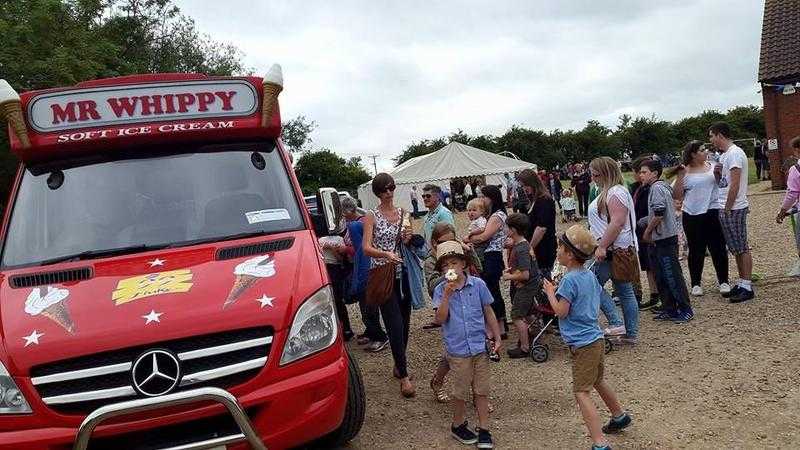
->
[39, 244, 171, 266]
[166, 230, 271, 249]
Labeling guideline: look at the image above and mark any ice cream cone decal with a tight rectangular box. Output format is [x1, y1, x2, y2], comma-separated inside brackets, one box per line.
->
[261, 64, 283, 126]
[25, 286, 75, 334]
[224, 255, 276, 309]
[0, 80, 30, 148]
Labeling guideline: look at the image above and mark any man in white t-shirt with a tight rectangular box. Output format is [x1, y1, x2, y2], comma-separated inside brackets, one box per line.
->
[709, 122, 753, 303]
[410, 185, 421, 218]
[463, 180, 473, 200]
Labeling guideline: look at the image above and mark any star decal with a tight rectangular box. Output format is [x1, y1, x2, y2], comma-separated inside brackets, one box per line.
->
[256, 295, 275, 308]
[142, 310, 163, 324]
[23, 330, 44, 347]
[148, 258, 165, 267]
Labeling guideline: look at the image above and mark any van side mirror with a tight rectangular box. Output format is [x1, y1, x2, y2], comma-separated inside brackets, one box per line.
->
[312, 187, 344, 236]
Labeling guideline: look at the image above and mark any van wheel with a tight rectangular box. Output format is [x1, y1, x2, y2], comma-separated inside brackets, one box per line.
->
[318, 347, 366, 447]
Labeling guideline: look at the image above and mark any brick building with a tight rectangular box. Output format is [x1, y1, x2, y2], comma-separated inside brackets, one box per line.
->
[759, 0, 800, 189]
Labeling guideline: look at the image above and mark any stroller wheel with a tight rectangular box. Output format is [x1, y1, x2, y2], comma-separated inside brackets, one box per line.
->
[530, 345, 549, 363]
[604, 338, 613, 354]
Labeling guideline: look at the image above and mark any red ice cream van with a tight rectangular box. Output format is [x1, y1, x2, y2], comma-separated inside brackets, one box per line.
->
[0, 66, 365, 449]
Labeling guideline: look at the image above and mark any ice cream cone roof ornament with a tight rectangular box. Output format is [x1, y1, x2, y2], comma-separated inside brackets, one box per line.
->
[262, 64, 283, 127]
[0, 79, 30, 148]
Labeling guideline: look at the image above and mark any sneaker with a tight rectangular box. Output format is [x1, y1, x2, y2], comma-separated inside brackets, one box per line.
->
[477, 428, 494, 449]
[356, 335, 371, 345]
[603, 325, 626, 336]
[729, 287, 755, 303]
[788, 260, 800, 277]
[617, 335, 638, 346]
[638, 298, 659, 311]
[507, 347, 530, 359]
[670, 310, 693, 323]
[365, 339, 389, 353]
[653, 311, 677, 321]
[691, 286, 703, 296]
[721, 285, 740, 298]
[649, 304, 665, 314]
[451, 421, 478, 445]
[602, 411, 632, 434]
[718, 282, 732, 294]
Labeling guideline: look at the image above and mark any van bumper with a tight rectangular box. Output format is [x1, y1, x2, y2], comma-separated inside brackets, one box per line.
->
[0, 349, 349, 450]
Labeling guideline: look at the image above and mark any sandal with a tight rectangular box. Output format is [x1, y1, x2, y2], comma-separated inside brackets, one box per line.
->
[430, 378, 450, 403]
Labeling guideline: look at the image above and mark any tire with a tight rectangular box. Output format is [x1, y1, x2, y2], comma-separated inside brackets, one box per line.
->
[317, 347, 366, 447]
[530, 344, 549, 363]
[604, 338, 613, 354]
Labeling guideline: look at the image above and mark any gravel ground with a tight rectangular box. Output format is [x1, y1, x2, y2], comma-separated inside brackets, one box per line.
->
[345, 182, 800, 449]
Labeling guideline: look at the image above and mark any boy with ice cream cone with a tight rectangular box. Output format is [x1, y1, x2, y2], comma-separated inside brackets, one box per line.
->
[432, 241, 501, 449]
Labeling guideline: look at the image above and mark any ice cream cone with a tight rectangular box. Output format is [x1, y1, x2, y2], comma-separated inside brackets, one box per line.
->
[223, 274, 260, 309]
[261, 82, 283, 126]
[41, 302, 75, 334]
[261, 64, 283, 127]
[0, 101, 30, 148]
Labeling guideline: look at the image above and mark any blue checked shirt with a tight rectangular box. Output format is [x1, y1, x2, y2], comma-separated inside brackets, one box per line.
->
[432, 275, 494, 357]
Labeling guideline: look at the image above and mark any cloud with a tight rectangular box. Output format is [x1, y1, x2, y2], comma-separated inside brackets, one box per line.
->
[175, 0, 764, 172]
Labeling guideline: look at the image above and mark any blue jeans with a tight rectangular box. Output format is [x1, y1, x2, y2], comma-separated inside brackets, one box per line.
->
[592, 259, 639, 338]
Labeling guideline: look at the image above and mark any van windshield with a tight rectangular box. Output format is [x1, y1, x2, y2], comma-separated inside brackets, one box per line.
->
[2, 141, 304, 268]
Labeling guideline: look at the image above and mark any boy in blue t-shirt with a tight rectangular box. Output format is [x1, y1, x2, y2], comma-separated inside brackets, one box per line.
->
[433, 241, 502, 449]
[542, 225, 633, 450]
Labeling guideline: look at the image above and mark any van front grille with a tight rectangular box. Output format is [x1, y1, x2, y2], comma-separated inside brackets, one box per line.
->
[30, 327, 272, 415]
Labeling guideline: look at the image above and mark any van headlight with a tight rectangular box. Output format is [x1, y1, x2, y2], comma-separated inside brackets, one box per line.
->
[280, 286, 338, 365]
[0, 361, 32, 414]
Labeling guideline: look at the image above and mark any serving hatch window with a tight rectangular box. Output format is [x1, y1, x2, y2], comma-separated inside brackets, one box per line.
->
[1, 141, 303, 268]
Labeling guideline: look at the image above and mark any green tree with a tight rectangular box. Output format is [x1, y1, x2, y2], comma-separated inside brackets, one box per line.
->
[281, 115, 317, 153]
[294, 149, 371, 196]
[0, 0, 247, 206]
[613, 115, 678, 159]
[394, 137, 447, 165]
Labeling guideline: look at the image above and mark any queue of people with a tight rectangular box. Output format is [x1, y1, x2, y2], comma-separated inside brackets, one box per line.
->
[321, 121, 799, 450]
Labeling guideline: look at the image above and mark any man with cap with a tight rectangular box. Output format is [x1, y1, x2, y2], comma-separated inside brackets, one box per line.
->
[542, 225, 633, 450]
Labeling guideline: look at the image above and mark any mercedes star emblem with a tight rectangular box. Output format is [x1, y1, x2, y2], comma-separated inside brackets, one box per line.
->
[131, 349, 181, 397]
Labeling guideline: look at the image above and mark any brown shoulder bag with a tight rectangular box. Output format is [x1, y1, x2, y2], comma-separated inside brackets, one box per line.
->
[604, 196, 641, 283]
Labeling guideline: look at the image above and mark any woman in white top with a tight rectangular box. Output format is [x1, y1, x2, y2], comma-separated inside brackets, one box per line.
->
[673, 141, 730, 296]
[588, 157, 640, 343]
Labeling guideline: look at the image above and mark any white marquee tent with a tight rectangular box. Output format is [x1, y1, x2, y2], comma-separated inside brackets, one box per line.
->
[357, 142, 536, 211]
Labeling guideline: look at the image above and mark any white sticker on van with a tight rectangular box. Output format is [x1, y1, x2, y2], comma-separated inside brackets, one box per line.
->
[245, 209, 290, 224]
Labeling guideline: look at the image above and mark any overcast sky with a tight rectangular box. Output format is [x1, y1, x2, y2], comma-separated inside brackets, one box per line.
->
[175, 0, 765, 173]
